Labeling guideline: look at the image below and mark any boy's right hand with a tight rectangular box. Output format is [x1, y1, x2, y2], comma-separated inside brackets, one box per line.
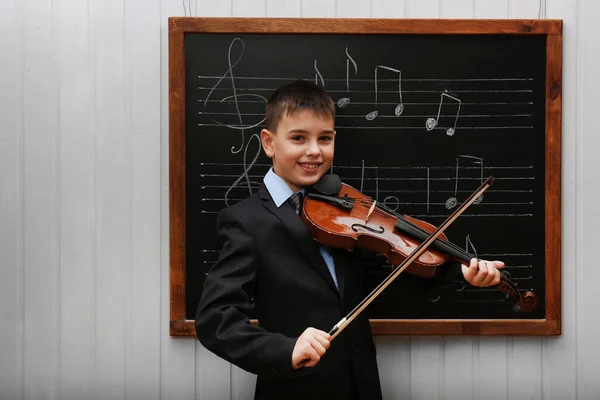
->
[291, 327, 331, 369]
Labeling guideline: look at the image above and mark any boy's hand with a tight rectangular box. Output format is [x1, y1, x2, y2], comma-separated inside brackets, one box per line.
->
[291, 327, 331, 369]
[461, 258, 505, 287]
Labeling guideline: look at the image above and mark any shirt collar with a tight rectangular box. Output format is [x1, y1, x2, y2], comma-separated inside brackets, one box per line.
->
[264, 168, 302, 207]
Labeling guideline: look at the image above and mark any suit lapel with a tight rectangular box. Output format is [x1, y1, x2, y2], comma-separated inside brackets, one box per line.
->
[259, 184, 339, 295]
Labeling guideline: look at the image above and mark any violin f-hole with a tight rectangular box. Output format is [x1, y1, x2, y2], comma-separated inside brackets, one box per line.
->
[351, 224, 385, 234]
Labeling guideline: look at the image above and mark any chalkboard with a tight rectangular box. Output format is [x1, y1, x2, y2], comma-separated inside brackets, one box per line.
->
[169, 18, 562, 336]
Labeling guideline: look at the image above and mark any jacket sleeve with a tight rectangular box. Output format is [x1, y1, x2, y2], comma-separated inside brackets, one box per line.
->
[195, 206, 296, 379]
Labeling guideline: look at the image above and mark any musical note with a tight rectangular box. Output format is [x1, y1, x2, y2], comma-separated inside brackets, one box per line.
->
[426, 167, 430, 213]
[465, 234, 479, 259]
[360, 159, 365, 192]
[382, 195, 400, 212]
[224, 133, 262, 206]
[337, 48, 358, 108]
[445, 155, 484, 209]
[425, 92, 462, 136]
[375, 165, 379, 201]
[357, 160, 400, 210]
[358, 160, 381, 202]
[365, 65, 404, 120]
[203, 38, 267, 154]
[314, 60, 325, 87]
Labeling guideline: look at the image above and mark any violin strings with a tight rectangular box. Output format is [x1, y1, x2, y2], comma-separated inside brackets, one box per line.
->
[352, 197, 474, 259]
[381, 206, 478, 259]
[327, 194, 523, 302]
[371, 201, 520, 295]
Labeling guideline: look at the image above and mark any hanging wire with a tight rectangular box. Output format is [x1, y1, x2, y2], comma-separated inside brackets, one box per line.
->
[182, 0, 193, 16]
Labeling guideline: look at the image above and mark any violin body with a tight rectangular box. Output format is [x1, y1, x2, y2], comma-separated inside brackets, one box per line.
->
[301, 177, 538, 313]
[302, 183, 447, 278]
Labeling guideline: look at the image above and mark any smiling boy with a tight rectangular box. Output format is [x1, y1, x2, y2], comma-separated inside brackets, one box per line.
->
[195, 80, 503, 400]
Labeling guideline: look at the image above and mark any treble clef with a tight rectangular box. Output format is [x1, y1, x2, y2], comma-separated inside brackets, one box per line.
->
[203, 38, 267, 154]
[224, 133, 262, 206]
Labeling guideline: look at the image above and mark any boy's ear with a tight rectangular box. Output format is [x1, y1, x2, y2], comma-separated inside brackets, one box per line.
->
[260, 129, 275, 158]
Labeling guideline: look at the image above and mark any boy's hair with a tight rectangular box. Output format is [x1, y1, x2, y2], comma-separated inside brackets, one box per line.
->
[265, 80, 335, 132]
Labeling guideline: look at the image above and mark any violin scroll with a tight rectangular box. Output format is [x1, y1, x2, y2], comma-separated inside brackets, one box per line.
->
[497, 272, 538, 312]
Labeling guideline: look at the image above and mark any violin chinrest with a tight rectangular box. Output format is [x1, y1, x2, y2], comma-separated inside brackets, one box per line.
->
[312, 174, 342, 196]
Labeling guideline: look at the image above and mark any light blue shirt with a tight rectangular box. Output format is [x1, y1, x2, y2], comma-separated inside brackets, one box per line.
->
[264, 168, 339, 289]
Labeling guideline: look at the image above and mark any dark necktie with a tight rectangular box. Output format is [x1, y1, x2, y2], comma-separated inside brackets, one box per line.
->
[288, 191, 338, 289]
[288, 192, 304, 215]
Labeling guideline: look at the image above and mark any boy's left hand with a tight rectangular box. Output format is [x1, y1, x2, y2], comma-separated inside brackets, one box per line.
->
[461, 258, 504, 287]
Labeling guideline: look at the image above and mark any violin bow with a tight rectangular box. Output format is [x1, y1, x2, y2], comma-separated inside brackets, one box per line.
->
[327, 176, 495, 340]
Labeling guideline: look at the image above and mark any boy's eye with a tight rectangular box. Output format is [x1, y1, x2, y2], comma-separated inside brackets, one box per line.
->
[291, 135, 304, 141]
[320, 135, 334, 141]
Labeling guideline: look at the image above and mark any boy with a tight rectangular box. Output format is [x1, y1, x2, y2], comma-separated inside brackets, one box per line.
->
[195, 80, 503, 400]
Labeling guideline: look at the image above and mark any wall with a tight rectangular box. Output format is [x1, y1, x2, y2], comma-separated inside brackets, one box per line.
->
[0, 0, 597, 399]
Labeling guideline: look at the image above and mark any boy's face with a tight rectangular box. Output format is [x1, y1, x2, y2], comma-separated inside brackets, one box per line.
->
[260, 109, 335, 192]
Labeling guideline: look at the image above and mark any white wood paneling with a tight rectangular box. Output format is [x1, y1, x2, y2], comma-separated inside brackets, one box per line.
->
[545, 0, 577, 398]
[126, 0, 163, 399]
[0, 0, 23, 399]
[375, 337, 411, 399]
[195, 344, 231, 400]
[230, 364, 256, 400]
[232, 0, 266, 17]
[57, 0, 95, 398]
[371, 0, 406, 18]
[301, 0, 336, 18]
[22, 0, 60, 398]
[474, 338, 508, 400]
[440, 0, 474, 18]
[198, 0, 232, 17]
[93, 0, 129, 398]
[159, 0, 197, 399]
[266, 0, 301, 17]
[443, 337, 475, 400]
[545, 0, 578, 397]
[578, 0, 600, 398]
[405, 0, 439, 18]
[510, 0, 544, 18]
[508, 338, 542, 400]
[474, 0, 508, 18]
[162, 337, 196, 400]
[410, 337, 443, 400]
[336, 0, 371, 17]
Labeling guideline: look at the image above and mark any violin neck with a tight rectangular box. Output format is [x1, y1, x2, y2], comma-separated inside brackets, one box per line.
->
[394, 217, 473, 265]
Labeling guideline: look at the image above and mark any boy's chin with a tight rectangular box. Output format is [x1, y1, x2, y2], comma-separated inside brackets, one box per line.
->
[288, 167, 331, 188]
[290, 175, 322, 189]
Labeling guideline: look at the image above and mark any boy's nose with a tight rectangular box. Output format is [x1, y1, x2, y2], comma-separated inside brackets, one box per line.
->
[305, 140, 321, 156]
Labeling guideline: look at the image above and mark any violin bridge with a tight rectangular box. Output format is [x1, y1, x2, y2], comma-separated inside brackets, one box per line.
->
[365, 200, 377, 223]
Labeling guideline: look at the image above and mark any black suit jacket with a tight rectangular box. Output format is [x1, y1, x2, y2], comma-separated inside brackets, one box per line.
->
[196, 184, 383, 400]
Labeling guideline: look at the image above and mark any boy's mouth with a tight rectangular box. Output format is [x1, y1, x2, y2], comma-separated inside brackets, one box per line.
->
[298, 162, 321, 170]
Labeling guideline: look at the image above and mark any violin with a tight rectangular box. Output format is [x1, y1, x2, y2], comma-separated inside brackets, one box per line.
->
[300, 174, 538, 319]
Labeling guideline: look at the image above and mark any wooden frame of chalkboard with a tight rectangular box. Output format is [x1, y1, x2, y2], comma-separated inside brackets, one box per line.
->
[169, 18, 562, 337]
